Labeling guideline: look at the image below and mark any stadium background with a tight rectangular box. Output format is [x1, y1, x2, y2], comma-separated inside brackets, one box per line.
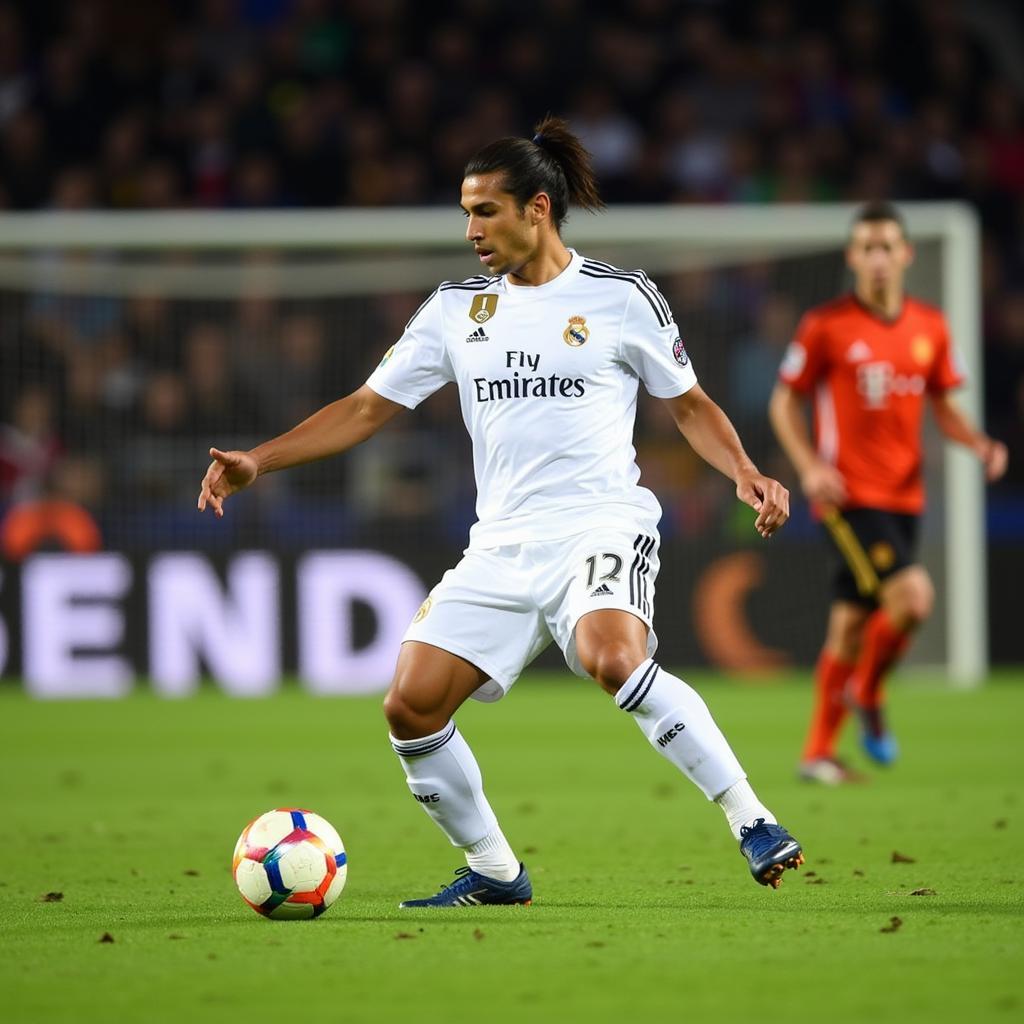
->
[1, 0, 1022, 688]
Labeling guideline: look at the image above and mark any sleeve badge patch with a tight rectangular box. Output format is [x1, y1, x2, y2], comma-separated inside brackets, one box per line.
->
[672, 336, 689, 366]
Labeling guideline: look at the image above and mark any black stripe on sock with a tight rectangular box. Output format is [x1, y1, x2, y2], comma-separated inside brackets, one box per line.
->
[391, 721, 456, 757]
[622, 665, 659, 713]
[618, 661, 658, 711]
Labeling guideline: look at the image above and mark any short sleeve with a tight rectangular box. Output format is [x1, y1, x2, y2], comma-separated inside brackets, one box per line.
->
[927, 318, 965, 394]
[778, 311, 827, 393]
[619, 279, 698, 398]
[365, 289, 454, 408]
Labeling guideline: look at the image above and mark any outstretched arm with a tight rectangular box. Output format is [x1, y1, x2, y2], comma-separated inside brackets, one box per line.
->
[768, 381, 848, 507]
[198, 384, 404, 517]
[662, 384, 789, 538]
[929, 393, 1008, 482]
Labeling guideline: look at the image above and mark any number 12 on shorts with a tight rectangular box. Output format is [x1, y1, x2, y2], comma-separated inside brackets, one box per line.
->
[585, 553, 623, 588]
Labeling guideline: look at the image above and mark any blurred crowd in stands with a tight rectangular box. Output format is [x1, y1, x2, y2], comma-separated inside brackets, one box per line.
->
[1, 0, 1023, 551]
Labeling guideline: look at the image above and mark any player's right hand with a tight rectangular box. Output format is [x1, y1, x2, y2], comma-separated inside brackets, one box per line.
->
[800, 460, 847, 506]
[197, 447, 259, 518]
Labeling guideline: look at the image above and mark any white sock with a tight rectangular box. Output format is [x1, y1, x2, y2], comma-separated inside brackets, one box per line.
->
[464, 828, 521, 882]
[389, 723, 520, 881]
[616, 659, 749, 802]
[714, 779, 777, 841]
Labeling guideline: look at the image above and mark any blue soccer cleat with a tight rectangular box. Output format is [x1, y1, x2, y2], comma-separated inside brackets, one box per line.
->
[739, 819, 804, 889]
[399, 864, 533, 908]
[856, 705, 899, 765]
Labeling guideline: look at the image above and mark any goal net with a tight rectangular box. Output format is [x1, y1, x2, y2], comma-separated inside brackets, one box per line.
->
[0, 204, 984, 695]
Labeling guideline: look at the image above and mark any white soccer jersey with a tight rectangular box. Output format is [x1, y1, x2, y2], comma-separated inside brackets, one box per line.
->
[366, 249, 697, 547]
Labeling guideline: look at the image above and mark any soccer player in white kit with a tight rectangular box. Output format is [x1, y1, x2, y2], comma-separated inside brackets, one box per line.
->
[199, 116, 805, 904]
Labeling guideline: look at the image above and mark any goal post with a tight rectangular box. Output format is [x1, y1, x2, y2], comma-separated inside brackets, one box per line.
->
[0, 202, 985, 688]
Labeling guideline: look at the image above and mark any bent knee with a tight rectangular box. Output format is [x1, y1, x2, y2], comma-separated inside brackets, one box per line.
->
[383, 684, 447, 739]
[901, 588, 934, 627]
[580, 641, 646, 694]
[884, 571, 934, 628]
[382, 688, 411, 734]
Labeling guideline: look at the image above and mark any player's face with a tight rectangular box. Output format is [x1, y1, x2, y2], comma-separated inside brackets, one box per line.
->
[461, 173, 540, 277]
[846, 220, 913, 295]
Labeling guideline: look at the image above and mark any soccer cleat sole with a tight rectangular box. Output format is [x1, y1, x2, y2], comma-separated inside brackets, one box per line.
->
[759, 851, 805, 889]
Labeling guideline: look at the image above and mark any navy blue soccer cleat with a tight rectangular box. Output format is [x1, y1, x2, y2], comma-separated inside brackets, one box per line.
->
[399, 864, 533, 908]
[739, 819, 804, 889]
[856, 705, 899, 765]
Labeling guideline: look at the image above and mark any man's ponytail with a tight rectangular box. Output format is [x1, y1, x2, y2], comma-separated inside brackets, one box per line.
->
[465, 114, 604, 230]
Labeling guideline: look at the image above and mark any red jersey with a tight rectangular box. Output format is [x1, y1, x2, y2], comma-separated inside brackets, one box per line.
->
[779, 294, 964, 514]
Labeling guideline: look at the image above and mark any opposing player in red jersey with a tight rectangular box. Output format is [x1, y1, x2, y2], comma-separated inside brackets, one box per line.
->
[769, 202, 1007, 782]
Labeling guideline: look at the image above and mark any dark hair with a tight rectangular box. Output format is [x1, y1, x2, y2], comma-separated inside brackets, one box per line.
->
[851, 200, 908, 239]
[464, 114, 604, 231]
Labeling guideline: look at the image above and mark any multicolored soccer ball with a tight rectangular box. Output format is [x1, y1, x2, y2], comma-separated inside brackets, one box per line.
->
[232, 808, 347, 919]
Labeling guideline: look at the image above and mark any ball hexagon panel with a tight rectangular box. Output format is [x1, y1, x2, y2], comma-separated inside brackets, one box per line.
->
[274, 837, 332, 892]
[234, 858, 272, 907]
[303, 812, 344, 852]
[245, 810, 300, 849]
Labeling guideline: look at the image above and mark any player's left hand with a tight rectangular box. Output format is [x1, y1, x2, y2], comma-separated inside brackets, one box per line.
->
[737, 472, 790, 538]
[978, 437, 1008, 483]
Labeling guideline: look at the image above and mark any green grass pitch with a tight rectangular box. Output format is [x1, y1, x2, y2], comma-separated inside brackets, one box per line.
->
[2, 672, 1021, 1023]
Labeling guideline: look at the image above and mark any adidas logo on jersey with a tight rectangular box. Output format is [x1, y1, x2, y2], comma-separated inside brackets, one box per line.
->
[846, 339, 873, 362]
[466, 326, 489, 343]
[590, 583, 614, 597]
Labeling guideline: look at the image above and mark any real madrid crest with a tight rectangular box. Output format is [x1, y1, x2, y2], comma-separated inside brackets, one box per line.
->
[563, 314, 589, 347]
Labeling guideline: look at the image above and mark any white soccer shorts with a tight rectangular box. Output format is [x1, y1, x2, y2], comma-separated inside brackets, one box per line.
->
[403, 527, 661, 702]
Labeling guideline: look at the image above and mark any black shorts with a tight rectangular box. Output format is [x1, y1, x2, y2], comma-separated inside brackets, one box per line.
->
[820, 507, 920, 606]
